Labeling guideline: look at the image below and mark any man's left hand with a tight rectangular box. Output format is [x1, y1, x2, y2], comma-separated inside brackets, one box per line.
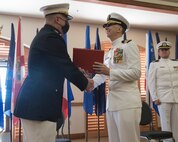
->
[93, 62, 110, 75]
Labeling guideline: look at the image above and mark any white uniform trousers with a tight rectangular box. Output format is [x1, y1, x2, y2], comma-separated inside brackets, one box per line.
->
[106, 108, 141, 142]
[21, 119, 56, 142]
[158, 103, 178, 142]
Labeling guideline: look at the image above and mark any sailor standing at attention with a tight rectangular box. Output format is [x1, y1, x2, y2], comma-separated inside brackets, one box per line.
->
[148, 41, 178, 142]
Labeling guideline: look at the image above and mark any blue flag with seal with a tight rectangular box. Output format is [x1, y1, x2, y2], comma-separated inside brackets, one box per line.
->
[93, 28, 106, 116]
[146, 30, 159, 115]
[4, 23, 15, 117]
[83, 25, 94, 115]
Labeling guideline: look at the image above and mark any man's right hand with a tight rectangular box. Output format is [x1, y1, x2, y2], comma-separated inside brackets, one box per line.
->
[86, 79, 94, 93]
[154, 99, 161, 105]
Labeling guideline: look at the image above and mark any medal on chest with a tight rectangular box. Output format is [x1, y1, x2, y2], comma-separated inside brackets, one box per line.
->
[113, 48, 123, 64]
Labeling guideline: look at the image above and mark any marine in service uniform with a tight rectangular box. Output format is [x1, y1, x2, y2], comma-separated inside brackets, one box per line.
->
[148, 41, 178, 142]
[92, 13, 142, 142]
[14, 3, 93, 142]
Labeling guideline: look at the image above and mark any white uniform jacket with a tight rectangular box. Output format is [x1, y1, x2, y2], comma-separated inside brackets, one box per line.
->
[148, 58, 178, 103]
[93, 37, 142, 111]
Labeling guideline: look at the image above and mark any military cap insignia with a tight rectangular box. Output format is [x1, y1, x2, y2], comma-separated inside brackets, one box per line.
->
[162, 42, 168, 47]
[156, 41, 172, 49]
[107, 15, 111, 21]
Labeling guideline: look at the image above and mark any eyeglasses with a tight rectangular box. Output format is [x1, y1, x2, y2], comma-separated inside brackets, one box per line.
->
[159, 48, 169, 51]
[103, 23, 118, 28]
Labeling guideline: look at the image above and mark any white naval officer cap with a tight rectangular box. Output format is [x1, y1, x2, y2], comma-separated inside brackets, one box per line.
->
[103, 13, 129, 31]
[40, 3, 73, 20]
[156, 41, 172, 49]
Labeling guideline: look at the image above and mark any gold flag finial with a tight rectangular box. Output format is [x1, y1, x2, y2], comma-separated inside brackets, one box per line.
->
[0, 25, 3, 36]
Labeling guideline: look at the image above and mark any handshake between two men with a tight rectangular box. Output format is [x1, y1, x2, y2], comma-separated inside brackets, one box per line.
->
[81, 62, 110, 93]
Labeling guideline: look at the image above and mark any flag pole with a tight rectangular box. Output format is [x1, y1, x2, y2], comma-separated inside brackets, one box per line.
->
[97, 109, 100, 142]
[85, 113, 88, 142]
[97, 91, 100, 142]
[10, 117, 12, 142]
[18, 119, 21, 142]
[68, 117, 70, 139]
[96, 87, 100, 142]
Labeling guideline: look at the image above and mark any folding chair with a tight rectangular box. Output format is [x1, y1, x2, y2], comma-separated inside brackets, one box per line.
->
[140, 101, 175, 142]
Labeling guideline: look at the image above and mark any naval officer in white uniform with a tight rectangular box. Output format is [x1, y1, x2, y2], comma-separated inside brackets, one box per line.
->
[148, 41, 178, 142]
[92, 12, 142, 142]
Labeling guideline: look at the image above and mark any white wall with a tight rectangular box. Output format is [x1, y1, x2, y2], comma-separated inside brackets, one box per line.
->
[0, 14, 178, 134]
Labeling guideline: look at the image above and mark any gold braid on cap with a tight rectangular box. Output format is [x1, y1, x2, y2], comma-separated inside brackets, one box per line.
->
[160, 42, 171, 48]
[108, 18, 127, 30]
[107, 20, 122, 24]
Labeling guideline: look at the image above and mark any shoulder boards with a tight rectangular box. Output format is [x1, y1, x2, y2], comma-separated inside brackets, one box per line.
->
[152, 60, 159, 62]
[171, 59, 178, 61]
[127, 40, 132, 43]
[121, 39, 132, 44]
